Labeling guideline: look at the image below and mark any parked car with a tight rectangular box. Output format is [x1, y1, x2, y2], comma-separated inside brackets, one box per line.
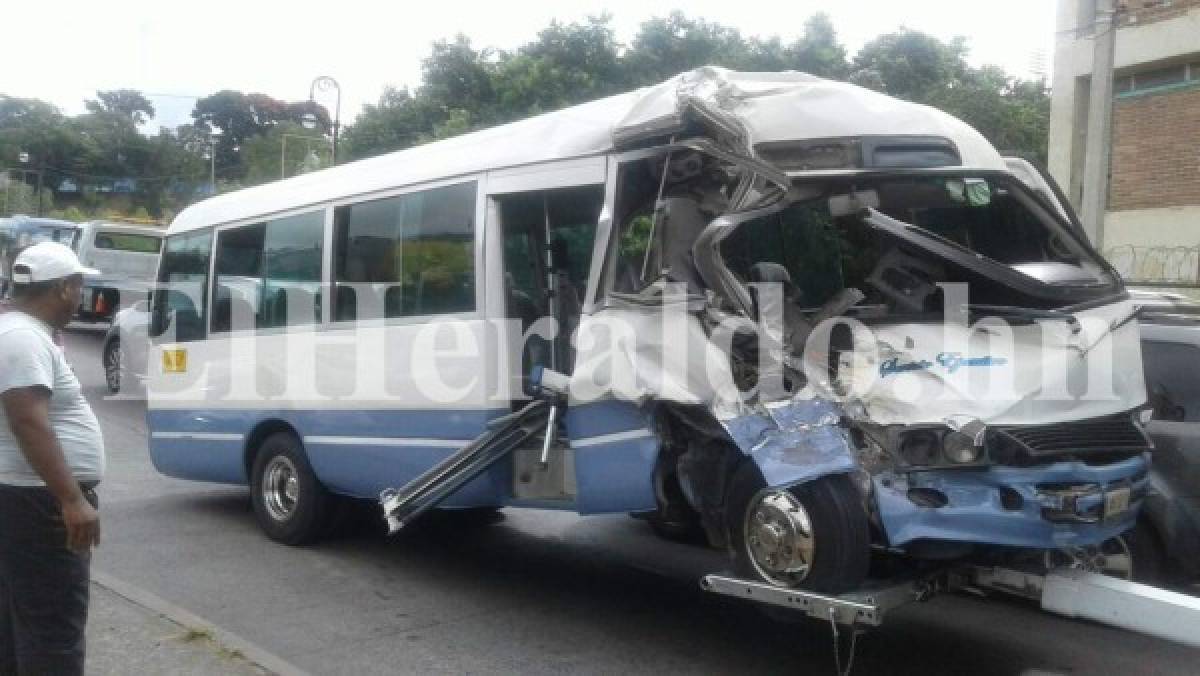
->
[102, 299, 151, 393]
[70, 220, 163, 322]
[1, 216, 80, 296]
[1134, 305, 1200, 585]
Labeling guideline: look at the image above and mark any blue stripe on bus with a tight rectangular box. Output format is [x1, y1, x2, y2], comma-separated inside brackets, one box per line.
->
[146, 401, 660, 512]
[146, 407, 506, 439]
[149, 436, 248, 484]
[567, 400, 658, 514]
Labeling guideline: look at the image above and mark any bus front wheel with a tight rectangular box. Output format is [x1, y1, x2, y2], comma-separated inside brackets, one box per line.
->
[251, 432, 332, 545]
[726, 465, 870, 595]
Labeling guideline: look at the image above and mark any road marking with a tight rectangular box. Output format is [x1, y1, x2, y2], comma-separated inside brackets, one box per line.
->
[92, 569, 310, 676]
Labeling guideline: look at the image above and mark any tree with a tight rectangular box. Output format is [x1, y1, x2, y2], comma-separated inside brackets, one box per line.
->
[0, 96, 90, 202]
[242, 122, 332, 185]
[489, 17, 625, 120]
[787, 14, 849, 78]
[850, 29, 1050, 162]
[339, 87, 442, 161]
[191, 91, 330, 180]
[851, 29, 969, 101]
[624, 11, 751, 85]
[421, 35, 497, 119]
[85, 89, 156, 125]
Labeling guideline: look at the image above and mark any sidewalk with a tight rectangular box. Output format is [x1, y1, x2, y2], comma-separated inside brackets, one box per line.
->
[87, 582, 268, 675]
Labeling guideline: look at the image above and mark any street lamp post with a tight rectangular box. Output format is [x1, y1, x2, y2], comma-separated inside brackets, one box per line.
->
[17, 152, 45, 217]
[308, 76, 341, 165]
[200, 130, 220, 196]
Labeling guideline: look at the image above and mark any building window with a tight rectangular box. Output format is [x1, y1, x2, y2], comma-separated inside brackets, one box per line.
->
[1116, 61, 1199, 98]
[1136, 64, 1188, 89]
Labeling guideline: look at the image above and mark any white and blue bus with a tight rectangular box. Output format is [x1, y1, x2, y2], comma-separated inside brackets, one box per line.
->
[147, 68, 1150, 594]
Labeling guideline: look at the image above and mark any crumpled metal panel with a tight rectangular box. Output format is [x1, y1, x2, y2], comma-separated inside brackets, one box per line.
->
[873, 454, 1149, 549]
[722, 398, 857, 487]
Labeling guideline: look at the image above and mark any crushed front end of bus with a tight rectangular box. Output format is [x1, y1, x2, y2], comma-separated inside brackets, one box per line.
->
[568, 69, 1151, 593]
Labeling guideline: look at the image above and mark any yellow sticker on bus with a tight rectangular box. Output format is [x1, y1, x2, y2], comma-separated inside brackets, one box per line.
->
[162, 349, 187, 373]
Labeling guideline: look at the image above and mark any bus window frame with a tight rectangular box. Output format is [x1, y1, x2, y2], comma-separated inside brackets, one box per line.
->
[326, 174, 486, 328]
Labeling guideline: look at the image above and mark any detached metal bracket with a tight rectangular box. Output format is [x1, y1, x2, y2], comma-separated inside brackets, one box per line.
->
[706, 566, 1200, 649]
[1041, 568, 1200, 649]
[699, 574, 924, 626]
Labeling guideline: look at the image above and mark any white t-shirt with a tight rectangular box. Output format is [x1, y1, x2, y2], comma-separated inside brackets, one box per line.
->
[0, 310, 105, 486]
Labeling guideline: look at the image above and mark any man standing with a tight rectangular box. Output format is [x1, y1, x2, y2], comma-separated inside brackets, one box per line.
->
[0, 242, 104, 675]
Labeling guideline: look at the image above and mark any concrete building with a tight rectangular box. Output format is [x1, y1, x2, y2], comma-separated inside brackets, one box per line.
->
[1049, 0, 1200, 286]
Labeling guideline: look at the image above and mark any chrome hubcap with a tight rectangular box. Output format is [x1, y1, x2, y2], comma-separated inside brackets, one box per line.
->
[1045, 536, 1133, 580]
[263, 456, 300, 522]
[745, 489, 814, 586]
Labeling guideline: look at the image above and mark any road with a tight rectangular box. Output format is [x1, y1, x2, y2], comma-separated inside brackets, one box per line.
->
[64, 329, 1199, 675]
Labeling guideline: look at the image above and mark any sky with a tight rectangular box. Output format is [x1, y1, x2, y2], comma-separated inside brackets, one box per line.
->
[3, 0, 1057, 132]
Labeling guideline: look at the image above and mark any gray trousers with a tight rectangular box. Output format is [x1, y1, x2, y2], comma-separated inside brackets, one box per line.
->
[0, 483, 96, 676]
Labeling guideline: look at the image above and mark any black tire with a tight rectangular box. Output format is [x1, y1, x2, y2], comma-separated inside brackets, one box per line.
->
[645, 468, 707, 545]
[646, 512, 708, 544]
[727, 464, 870, 594]
[103, 339, 122, 394]
[250, 432, 332, 545]
[1129, 522, 1167, 586]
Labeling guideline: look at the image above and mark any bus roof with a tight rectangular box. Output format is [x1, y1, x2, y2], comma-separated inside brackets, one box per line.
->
[169, 67, 1005, 236]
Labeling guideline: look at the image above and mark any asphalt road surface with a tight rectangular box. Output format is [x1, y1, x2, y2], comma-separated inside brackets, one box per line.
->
[64, 329, 1199, 675]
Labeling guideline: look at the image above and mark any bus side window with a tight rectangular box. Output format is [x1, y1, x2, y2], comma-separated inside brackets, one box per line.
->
[334, 181, 477, 320]
[261, 211, 324, 329]
[151, 230, 213, 342]
[211, 224, 266, 333]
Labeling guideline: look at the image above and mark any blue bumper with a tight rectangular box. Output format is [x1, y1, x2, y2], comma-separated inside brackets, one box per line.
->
[875, 454, 1150, 549]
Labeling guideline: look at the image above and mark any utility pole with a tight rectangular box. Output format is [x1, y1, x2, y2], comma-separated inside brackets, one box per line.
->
[1080, 0, 1119, 247]
[35, 161, 44, 217]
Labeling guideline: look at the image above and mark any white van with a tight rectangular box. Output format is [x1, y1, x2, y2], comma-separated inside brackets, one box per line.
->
[71, 221, 164, 321]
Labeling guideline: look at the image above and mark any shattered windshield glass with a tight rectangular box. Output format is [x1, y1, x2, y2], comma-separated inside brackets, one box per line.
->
[722, 175, 1116, 315]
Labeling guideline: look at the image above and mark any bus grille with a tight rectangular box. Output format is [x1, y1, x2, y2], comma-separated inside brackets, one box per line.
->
[989, 413, 1151, 464]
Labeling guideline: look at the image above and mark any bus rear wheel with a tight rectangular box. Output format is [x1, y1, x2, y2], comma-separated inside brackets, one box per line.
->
[251, 432, 331, 545]
[726, 465, 870, 595]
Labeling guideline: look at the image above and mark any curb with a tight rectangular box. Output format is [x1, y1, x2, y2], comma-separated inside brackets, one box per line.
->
[91, 569, 310, 676]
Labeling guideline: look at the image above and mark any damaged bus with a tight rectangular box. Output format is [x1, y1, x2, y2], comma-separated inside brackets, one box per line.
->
[147, 68, 1151, 596]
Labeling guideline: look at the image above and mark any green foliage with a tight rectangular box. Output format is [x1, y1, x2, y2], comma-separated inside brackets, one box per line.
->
[342, 13, 1047, 165]
[53, 206, 88, 222]
[620, 215, 654, 259]
[85, 89, 156, 125]
[1, 12, 1051, 223]
[191, 91, 331, 181]
[242, 122, 332, 184]
[851, 29, 1050, 163]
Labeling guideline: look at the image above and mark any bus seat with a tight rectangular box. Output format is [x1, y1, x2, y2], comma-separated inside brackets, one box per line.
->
[335, 285, 357, 321]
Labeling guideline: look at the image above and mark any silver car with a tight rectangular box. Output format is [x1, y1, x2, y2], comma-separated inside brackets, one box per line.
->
[1134, 305, 1200, 585]
[101, 299, 150, 393]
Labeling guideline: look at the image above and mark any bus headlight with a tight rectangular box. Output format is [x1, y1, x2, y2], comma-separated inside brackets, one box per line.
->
[899, 430, 940, 465]
[943, 431, 982, 464]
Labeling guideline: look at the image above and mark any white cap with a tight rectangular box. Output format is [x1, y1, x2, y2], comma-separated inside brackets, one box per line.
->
[12, 242, 99, 284]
